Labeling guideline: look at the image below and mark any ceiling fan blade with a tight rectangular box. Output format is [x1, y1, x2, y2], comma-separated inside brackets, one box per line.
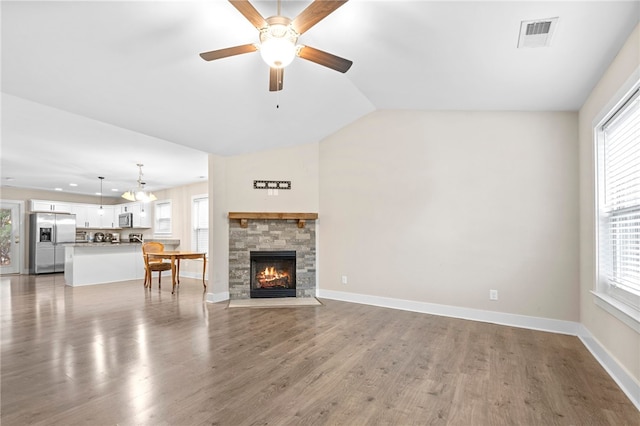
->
[199, 44, 257, 61]
[269, 67, 284, 92]
[229, 0, 267, 30]
[291, 0, 348, 35]
[297, 46, 352, 73]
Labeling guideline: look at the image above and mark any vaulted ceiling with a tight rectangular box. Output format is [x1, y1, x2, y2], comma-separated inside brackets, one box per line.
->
[2, 1, 638, 197]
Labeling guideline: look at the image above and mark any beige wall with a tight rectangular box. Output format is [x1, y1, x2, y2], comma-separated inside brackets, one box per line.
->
[224, 142, 320, 212]
[151, 181, 208, 244]
[319, 110, 579, 321]
[152, 181, 208, 276]
[578, 24, 640, 382]
[208, 143, 320, 298]
[209, 155, 229, 297]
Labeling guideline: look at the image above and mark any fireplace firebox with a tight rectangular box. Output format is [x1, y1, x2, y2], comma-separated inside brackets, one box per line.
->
[250, 251, 296, 298]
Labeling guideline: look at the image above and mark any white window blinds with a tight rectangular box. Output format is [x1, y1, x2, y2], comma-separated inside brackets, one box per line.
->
[192, 197, 208, 254]
[600, 89, 640, 297]
[155, 201, 172, 235]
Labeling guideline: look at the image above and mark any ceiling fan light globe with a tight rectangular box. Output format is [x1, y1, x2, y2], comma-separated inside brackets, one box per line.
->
[260, 37, 296, 68]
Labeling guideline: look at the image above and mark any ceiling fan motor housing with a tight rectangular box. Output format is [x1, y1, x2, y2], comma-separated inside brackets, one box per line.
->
[259, 16, 299, 68]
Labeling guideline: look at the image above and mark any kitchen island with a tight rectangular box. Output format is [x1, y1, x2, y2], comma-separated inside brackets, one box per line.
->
[64, 242, 145, 286]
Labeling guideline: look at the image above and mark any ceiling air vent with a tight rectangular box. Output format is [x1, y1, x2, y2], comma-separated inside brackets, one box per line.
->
[517, 17, 559, 48]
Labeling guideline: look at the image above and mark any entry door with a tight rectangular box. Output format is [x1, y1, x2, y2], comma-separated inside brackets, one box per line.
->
[0, 202, 22, 274]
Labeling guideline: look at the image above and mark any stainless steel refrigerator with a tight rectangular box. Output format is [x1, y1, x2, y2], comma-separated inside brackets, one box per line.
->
[29, 213, 76, 274]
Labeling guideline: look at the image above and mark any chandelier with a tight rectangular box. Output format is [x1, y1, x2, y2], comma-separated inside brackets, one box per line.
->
[121, 164, 157, 202]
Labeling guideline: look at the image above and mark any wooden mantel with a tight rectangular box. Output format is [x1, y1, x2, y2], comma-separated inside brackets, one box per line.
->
[228, 212, 318, 228]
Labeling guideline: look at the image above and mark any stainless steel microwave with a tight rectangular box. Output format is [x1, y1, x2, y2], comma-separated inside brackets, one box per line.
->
[118, 212, 133, 228]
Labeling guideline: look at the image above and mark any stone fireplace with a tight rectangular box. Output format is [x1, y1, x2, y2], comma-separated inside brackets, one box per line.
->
[228, 213, 317, 299]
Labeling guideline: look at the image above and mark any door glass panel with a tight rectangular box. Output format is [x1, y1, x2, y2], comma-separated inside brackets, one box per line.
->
[0, 203, 21, 274]
[1, 208, 12, 266]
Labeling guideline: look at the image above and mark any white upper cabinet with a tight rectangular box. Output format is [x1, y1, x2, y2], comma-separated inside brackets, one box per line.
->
[31, 199, 149, 229]
[91, 205, 117, 229]
[104, 206, 118, 229]
[133, 203, 152, 228]
[30, 200, 72, 213]
[70, 204, 89, 228]
[71, 204, 117, 229]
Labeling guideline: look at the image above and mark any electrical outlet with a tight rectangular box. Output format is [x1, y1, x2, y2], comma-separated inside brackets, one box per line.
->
[489, 289, 498, 301]
[341, 275, 348, 285]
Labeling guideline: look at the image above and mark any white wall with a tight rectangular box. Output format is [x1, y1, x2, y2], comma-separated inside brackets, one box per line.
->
[319, 110, 579, 321]
[578, 23, 640, 382]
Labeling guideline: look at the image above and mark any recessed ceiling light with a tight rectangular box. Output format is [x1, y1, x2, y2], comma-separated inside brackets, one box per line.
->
[95, 192, 102, 196]
[111, 188, 119, 192]
[69, 183, 78, 187]
[54, 188, 63, 191]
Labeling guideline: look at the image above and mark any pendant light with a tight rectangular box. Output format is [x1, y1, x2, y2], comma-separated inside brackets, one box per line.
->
[121, 164, 157, 202]
[98, 176, 105, 216]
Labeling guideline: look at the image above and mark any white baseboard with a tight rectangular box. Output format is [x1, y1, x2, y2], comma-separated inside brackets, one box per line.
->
[318, 289, 579, 335]
[318, 289, 639, 410]
[577, 325, 640, 411]
[206, 291, 229, 304]
[179, 271, 206, 280]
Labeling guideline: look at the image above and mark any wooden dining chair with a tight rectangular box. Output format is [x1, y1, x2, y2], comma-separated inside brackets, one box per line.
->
[141, 242, 172, 289]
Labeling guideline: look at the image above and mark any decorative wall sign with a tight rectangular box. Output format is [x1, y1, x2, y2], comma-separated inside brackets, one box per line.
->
[253, 180, 291, 190]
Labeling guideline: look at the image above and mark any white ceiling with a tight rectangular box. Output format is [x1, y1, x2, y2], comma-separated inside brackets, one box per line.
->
[2, 0, 638, 198]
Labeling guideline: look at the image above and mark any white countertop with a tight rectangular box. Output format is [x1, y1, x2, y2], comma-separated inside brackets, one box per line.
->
[67, 242, 142, 247]
[67, 239, 179, 247]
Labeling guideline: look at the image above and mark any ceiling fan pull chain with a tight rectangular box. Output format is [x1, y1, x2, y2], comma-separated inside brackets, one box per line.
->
[276, 72, 281, 109]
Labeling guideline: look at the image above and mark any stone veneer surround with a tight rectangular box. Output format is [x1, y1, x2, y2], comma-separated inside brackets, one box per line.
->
[228, 219, 316, 299]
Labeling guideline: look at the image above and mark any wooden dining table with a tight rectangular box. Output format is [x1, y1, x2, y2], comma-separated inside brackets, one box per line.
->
[146, 251, 206, 294]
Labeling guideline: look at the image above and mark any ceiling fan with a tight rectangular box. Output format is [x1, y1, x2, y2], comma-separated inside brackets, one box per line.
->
[199, 0, 353, 91]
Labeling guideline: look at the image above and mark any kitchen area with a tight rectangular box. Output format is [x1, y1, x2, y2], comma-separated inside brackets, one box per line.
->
[28, 198, 179, 286]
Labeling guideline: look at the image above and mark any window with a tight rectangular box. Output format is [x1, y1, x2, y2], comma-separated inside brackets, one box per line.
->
[154, 200, 172, 235]
[595, 84, 640, 323]
[192, 196, 208, 254]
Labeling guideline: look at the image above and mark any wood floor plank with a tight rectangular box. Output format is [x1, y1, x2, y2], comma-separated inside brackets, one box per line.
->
[1, 274, 638, 425]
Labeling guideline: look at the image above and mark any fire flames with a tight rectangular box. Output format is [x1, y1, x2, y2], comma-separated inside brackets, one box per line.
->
[257, 266, 290, 288]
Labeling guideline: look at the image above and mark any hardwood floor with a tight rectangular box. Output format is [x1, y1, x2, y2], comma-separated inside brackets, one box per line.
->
[1, 274, 638, 425]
